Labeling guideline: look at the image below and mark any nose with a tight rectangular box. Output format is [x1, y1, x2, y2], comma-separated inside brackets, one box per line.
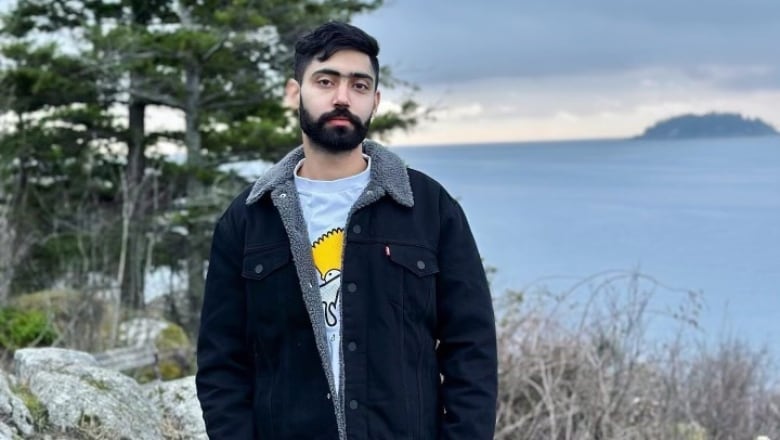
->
[332, 82, 350, 107]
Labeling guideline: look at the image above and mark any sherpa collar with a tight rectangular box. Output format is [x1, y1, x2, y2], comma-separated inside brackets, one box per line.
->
[245, 139, 414, 207]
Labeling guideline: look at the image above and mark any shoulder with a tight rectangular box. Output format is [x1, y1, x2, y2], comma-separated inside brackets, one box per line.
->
[406, 167, 458, 208]
[216, 184, 256, 231]
[406, 167, 446, 195]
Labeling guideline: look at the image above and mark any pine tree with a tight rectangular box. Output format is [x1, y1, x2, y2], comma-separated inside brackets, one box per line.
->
[1, 0, 423, 336]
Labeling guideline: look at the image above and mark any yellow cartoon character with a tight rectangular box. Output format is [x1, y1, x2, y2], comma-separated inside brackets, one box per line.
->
[312, 228, 344, 327]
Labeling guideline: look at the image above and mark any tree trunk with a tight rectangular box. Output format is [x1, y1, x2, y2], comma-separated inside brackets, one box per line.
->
[120, 91, 148, 311]
[0, 207, 16, 305]
[117, 0, 157, 314]
[184, 62, 205, 335]
[0, 116, 34, 304]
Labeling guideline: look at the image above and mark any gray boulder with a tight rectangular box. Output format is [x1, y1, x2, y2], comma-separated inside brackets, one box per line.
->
[13, 347, 97, 383]
[145, 376, 207, 440]
[0, 421, 14, 440]
[119, 317, 170, 347]
[0, 370, 34, 437]
[15, 348, 163, 439]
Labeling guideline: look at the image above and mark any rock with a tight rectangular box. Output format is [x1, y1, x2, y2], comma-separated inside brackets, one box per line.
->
[0, 421, 14, 440]
[27, 364, 163, 439]
[145, 376, 207, 440]
[119, 318, 194, 382]
[0, 371, 34, 437]
[7, 347, 204, 439]
[119, 317, 170, 347]
[13, 347, 97, 383]
[13, 347, 165, 439]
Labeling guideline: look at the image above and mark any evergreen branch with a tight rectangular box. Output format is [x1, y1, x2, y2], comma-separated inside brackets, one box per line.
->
[127, 88, 183, 110]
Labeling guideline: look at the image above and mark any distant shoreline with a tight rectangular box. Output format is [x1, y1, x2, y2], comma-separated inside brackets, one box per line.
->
[390, 133, 779, 149]
[390, 112, 779, 148]
[634, 112, 778, 141]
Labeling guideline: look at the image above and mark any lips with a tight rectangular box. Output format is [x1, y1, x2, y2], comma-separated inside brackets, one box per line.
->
[326, 117, 353, 127]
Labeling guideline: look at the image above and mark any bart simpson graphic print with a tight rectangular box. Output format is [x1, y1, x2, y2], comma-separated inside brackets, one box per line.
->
[311, 228, 344, 362]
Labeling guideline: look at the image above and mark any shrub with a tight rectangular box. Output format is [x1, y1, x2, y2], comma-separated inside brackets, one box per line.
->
[0, 307, 57, 349]
[11, 289, 109, 351]
[494, 270, 780, 440]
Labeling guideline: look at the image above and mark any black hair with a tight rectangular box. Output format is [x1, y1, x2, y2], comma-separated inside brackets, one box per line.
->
[293, 22, 380, 89]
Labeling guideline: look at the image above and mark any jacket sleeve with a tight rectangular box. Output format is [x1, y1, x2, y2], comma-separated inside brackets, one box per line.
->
[196, 208, 254, 439]
[436, 191, 498, 440]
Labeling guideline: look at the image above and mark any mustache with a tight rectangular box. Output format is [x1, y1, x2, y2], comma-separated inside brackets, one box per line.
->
[317, 108, 363, 127]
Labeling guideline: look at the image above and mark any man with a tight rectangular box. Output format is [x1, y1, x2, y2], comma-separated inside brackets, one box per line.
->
[196, 21, 497, 440]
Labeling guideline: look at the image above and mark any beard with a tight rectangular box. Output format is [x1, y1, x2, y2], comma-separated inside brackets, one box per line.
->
[299, 102, 372, 154]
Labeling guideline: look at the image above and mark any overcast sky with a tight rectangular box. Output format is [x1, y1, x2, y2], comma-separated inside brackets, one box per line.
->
[1, 0, 777, 146]
[353, 0, 780, 145]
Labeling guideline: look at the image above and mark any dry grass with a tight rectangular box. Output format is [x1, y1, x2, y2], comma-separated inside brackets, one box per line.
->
[495, 270, 779, 440]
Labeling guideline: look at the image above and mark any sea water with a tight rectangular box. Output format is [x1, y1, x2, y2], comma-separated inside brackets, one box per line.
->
[394, 136, 780, 352]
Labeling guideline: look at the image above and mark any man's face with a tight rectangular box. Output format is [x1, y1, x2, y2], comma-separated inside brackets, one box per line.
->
[288, 49, 381, 153]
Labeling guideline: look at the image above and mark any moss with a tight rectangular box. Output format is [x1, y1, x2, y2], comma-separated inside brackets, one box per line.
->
[12, 384, 48, 430]
[675, 422, 707, 440]
[154, 324, 189, 351]
[84, 377, 110, 391]
[134, 323, 194, 383]
[159, 360, 184, 380]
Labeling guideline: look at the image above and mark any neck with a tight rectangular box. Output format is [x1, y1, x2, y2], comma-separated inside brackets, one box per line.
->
[298, 140, 367, 181]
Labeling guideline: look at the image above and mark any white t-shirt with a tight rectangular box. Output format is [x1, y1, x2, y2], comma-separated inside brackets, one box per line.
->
[294, 156, 370, 395]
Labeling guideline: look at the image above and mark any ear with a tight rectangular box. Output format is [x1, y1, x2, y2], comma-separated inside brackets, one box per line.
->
[372, 89, 381, 116]
[284, 79, 300, 110]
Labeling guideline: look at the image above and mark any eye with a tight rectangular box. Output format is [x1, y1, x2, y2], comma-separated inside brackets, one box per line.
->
[353, 82, 370, 92]
[317, 77, 335, 87]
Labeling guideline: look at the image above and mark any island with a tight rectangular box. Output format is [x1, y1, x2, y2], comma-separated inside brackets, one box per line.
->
[635, 112, 779, 140]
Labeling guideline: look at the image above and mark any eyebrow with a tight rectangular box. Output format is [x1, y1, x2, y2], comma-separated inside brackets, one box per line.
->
[312, 68, 375, 84]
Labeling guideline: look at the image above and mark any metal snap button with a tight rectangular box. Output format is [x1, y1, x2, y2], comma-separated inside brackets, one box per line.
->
[352, 224, 362, 234]
[417, 260, 426, 270]
[254, 264, 264, 274]
[349, 400, 359, 410]
[347, 283, 357, 293]
[348, 342, 357, 352]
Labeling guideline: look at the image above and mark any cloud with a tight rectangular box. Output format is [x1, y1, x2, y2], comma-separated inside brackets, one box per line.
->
[353, 0, 780, 145]
[353, 0, 780, 88]
[381, 67, 780, 145]
[431, 103, 484, 120]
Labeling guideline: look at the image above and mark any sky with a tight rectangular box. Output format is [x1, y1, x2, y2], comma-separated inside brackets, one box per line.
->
[1, 0, 777, 147]
[352, 0, 780, 145]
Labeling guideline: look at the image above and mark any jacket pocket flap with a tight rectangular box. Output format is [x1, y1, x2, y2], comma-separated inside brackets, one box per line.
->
[388, 245, 439, 277]
[242, 245, 291, 280]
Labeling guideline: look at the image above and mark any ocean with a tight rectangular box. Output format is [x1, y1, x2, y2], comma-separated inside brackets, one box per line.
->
[392, 136, 780, 353]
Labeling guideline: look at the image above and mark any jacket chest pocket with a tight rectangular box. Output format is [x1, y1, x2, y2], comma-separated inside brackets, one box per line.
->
[386, 244, 440, 319]
[242, 244, 302, 323]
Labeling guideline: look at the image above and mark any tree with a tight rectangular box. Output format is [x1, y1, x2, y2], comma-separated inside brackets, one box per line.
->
[2, 0, 181, 310]
[93, 0, 416, 332]
[1, 0, 424, 337]
[0, 41, 123, 302]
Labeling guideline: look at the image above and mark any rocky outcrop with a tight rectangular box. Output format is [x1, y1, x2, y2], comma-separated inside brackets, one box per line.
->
[145, 376, 207, 440]
[0, 372, 33, 438]
[14, 347, 98, 383]
[0, 347, 205, 439]
[119, 317, 172, 347]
